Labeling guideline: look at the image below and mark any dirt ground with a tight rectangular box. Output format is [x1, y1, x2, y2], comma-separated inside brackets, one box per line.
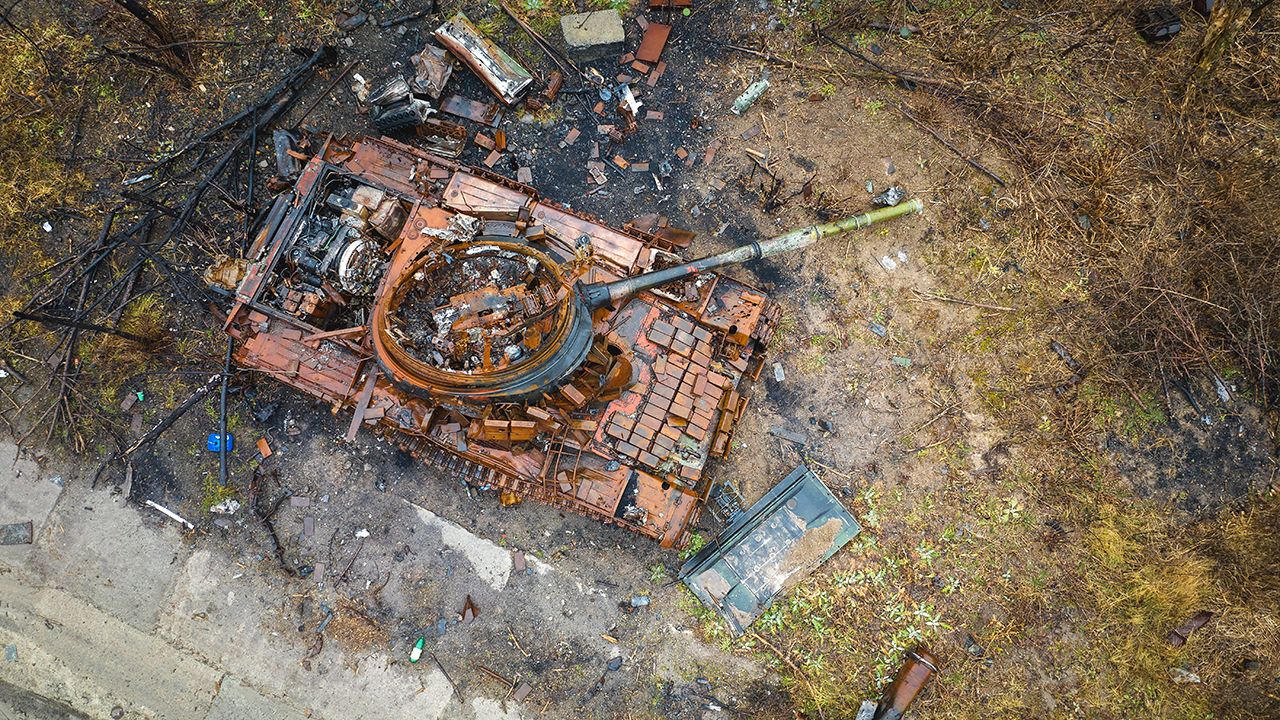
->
[1, 1, 1279, 719]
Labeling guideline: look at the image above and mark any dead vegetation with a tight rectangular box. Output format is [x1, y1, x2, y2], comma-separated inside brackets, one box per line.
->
[825, 0, 1280, 403]
[0, 0, 1276, 718]
[698, 1, 1280, 717]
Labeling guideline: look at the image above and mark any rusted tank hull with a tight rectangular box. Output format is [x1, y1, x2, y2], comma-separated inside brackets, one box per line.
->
[225, 136, 779, 547]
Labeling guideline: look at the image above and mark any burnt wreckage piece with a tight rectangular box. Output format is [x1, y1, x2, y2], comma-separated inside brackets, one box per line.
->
[220, 136, 921, 547]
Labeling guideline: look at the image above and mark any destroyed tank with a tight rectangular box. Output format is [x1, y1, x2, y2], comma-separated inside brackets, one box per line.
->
[222, 135, 921, 547]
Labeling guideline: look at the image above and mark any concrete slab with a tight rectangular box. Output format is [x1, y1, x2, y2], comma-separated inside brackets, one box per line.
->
[0, 678, 91, 720]
[0, 581, 220, 719]
[407, 499, 513, 590]
[157, 549, 463, 720]
[0, 439, 63, 567]
[560, 10, 625, 61]
[26, 481, 189, 632]
[204, 676, 311, 720]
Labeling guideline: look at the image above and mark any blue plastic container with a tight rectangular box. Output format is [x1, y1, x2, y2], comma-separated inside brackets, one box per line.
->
[206, 433, 235, 452]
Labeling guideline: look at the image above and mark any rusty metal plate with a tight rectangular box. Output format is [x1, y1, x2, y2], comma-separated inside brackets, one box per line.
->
[679, 465, 861, 635]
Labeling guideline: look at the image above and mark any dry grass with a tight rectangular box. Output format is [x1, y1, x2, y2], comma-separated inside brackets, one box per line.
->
[0, 25, 91, 281]
[328, 597, 391, 655]
[78, 294, 172, 406]
[886, 0, 1280, 401]
[719, 2, 1280, 717]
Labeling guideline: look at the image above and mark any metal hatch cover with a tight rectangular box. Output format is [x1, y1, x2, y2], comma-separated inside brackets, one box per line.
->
[679, 466, 861, 636]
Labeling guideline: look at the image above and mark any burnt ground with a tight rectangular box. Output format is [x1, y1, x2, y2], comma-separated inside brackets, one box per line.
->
[3, 1, 1279, 719]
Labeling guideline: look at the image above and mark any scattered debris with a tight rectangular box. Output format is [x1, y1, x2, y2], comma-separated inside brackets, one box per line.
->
[1136, 8, 1182, 43]
[410, 44, 453, 99]
[681, 466, 862, 635]
[205, 432, 234, 452]
[958, 632, 985, 658]
[435, 13, 533, 104]
[368, 76, 436, 133]
[1167, 611, 1213, 647]
[257, 437, 273, 458]
[0, 521, 34, 545]
[209, 499, 240, 515]
[871, 185, 906, 207]
[636, 22, 671, 64]
[415, 118, 468, 158]
[769, 426, 807, 446]
[272, 129, 303, 177]
[731, 72, 771, 115]
[144, 500, 195, 530]
[512, 681, 533, 702]
[1170, 667, 1202, 684]
[874, 648, 939, 719]
[409, 636, 426, 663]
[439, 94, 502, 126]
[1049, 339, 1082, 371]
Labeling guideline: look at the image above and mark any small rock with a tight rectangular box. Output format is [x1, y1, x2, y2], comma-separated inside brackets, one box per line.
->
[607, 656, 624, 671]
[355, 528, 370, 538]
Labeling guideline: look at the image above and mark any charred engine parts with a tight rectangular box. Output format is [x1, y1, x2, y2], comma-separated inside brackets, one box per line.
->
[410, 44, 453, 98]
[269, 178, 405, 322]
[368, 76, 436, 133]
[223, 136, 923, 548]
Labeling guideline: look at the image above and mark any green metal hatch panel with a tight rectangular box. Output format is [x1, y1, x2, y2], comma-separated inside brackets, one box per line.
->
[679, 465, 861, 636]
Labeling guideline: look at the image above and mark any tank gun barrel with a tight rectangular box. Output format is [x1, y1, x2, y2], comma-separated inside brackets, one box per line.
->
[580, 199, 923, 309]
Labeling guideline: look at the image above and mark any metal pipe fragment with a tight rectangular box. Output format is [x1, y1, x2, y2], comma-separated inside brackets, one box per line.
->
[582, 199, 923, 308]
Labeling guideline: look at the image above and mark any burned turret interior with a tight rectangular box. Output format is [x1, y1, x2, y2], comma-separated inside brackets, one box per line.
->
[226, 135, 781, 547]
